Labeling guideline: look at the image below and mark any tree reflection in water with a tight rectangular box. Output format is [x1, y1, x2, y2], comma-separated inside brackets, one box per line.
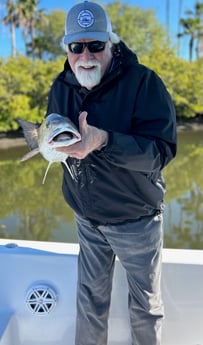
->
[163, 131, 203, 249]
[0, 130, 202, 249]
[0, 154, 77, 243]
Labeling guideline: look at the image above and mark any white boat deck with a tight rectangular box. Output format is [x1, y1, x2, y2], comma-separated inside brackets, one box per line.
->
[0, 239, 202, 345]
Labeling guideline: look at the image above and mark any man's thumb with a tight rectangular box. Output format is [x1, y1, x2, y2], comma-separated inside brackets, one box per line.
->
[79, 111, 88, 133]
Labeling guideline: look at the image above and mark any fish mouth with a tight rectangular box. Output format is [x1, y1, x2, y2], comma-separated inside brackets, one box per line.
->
[48, 128, 80, 144]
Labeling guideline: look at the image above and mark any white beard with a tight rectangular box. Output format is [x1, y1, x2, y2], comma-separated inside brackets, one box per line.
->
[75, 60, 102, 89]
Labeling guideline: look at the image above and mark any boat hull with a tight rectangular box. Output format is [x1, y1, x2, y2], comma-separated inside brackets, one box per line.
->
[0, 240, 202, 345]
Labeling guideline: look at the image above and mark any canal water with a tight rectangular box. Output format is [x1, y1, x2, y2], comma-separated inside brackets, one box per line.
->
[0, 130, 203, 249]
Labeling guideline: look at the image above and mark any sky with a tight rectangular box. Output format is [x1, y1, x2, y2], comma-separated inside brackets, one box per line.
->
[0, 0, 198, 60]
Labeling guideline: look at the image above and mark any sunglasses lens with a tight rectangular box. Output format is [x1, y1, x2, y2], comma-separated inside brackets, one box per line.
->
[88, 41, 106, 53]
[68, 42, 83, 54]
[68, 41, 106, 54]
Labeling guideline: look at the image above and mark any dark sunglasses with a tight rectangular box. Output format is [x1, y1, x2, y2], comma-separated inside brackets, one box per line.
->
[68, 41, 106, 54]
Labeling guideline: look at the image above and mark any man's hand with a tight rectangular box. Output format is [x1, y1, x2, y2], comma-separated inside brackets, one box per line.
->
[55, 111, 108, 159]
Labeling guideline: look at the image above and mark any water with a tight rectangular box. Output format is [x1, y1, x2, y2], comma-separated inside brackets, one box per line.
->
[0, 130, 203, 249]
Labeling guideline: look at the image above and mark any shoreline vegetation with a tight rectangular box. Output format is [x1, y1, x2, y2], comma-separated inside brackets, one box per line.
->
[0, 117, 203, 150]
[1, 3, 203, 138]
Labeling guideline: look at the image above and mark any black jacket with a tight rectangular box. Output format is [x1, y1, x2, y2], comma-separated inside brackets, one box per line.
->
[46, 41, 177, 225]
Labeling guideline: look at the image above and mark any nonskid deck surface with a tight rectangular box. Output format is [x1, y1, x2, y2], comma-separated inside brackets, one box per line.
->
[0, 239, 202, 345]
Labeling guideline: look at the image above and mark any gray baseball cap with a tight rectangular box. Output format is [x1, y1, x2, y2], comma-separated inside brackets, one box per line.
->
[63, 1, 112, 44]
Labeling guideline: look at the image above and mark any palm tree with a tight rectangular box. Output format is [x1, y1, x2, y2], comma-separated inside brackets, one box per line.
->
[2, 0, 19, 57]
[166, 0, 170, 38]
[17, 0, 45, 57]
[195, 2, 203, 57]
[177, 0, 183, 56]
[2, 0, 45, 58]
[178, 1, 203, 61]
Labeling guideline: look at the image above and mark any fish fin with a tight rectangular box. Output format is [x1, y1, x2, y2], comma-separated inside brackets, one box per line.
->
[42, 162, 52, 184]
[17, 118, 39, 150]
[62, 160, 76, 180]
[20, 148, 40, 161]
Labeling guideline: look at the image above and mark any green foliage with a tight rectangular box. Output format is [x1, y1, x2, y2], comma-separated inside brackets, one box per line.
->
[0, 2, 203, 131]
[0, 56, 64, 131]
[140, 47, 203, 118]
[0, 52, 202, 132]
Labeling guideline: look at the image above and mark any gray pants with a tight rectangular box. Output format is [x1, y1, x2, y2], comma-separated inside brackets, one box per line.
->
[75, 213, 164, 345]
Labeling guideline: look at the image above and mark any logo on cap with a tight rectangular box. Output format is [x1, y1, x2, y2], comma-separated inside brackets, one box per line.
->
[77, 10, 94, 28]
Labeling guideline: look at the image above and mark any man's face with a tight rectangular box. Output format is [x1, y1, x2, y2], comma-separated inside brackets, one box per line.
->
[67, 39, 113, 90]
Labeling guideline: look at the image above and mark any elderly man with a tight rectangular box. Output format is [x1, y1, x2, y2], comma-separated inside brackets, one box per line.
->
[46, 1, 177, 344]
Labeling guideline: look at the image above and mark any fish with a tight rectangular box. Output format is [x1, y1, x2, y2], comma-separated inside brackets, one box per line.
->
[17, 113, 81, 184]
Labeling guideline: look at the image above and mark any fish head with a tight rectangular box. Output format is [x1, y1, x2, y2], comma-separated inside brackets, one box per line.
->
[18, 113, 81, 183]
[39, 113, 81, 148]
[38, 113, 81, 162]
[17, 113, 81, 163]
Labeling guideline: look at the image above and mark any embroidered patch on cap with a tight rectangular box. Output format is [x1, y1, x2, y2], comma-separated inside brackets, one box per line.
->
[77, 10, 94, 28]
